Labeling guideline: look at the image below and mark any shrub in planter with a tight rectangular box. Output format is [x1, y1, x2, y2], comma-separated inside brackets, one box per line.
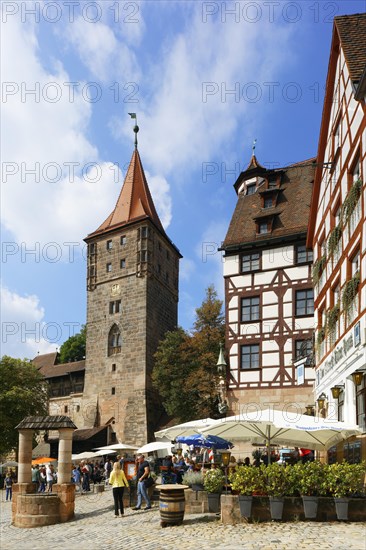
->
[203, 468, 225, 513]
[294, 461, 327, 519]
[203, 468, 225, 493]
[229, 465, 265, 518]
[264, 463, 291, 520]
[229, 465, 264, 496]
[326, 461, 366, 520]
[182, 470, 204, 490]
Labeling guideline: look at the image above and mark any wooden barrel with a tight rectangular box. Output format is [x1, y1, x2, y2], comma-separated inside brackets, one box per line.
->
[156, 484, 188, 527]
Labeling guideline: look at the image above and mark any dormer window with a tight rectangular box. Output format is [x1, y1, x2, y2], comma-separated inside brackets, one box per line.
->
[268, 177, 277, 188]
[264, 196, 273, 209]
[258, 221, 269, 234]
[246, 184, 256, 195]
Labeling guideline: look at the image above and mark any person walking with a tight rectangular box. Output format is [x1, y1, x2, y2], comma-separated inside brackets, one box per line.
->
[39, 466, 46, 492]
[46, 464, 54, 493]
[4, 472, 13, 501]
[133, 455, 151, 510]
[109, 461, 129, 517]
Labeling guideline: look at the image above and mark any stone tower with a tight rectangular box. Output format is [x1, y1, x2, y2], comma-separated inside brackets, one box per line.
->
[82, 147, 181, 446]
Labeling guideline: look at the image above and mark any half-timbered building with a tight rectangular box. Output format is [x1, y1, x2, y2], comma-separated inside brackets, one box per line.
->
[222, 156, 316, 414]
[307, 13, 366, 462]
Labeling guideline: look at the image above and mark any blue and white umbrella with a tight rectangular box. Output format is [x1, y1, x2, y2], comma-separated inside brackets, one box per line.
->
[176, 434, 233, 449]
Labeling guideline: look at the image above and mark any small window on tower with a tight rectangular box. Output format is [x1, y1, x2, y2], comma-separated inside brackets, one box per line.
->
[258, 221, 268, 234]
[64, 406, 68, 413]
[141, 226, 148, 238]
[106, 263, 112, 273]
[120, 259, 126, 269]
[264, 197, 273, 208]
[107, 240, 112, 250]
[246, 184, 256, 195]
[111, 387, 115, 395]
[112, 364, 116, 372]
[120, 235, 126, 245]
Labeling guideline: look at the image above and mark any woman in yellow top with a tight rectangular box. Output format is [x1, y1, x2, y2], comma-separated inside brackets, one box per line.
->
[109, 461, 129, 517]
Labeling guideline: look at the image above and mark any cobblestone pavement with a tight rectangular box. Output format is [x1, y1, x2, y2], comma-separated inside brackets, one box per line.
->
[1, 489, 365, 550]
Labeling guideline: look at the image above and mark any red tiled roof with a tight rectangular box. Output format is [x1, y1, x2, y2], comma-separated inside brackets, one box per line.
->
[39, 360, 85, 379]
[87, 149, 165, 239]
[223, 160, 315, 250]
[335, 13, 366, 84]
[245, 155, 266, 171]
[32, 352, 58, 370]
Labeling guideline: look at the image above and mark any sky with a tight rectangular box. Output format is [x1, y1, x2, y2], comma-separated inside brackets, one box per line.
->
[1, 0, 365, 359]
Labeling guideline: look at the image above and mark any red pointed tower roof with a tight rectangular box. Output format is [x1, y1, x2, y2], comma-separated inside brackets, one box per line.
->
[87, 149, 165, 239]
[245, 154, 266, 171]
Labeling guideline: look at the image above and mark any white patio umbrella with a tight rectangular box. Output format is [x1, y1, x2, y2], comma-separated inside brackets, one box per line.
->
[201, 409, 361, 461]
[154, 418, 217, 440]
[93, 443, 138, 452]
[71, 451, 101, 461]
[136, 441, 174, 454]
[94, 449, 117, 456]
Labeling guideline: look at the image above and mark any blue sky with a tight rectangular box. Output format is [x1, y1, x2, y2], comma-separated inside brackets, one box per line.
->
[1, 0, 365, 359]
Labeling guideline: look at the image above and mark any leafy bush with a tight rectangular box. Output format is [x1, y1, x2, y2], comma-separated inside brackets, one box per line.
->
[297, 461, 327, 496]
[264, 463, 290, 497]
[203, 468, 225, 493]
[326, 461, 366, 498]
[229, 465, 264, 496]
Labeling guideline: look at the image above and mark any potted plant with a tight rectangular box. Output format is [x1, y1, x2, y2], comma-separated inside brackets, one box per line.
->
[203, 468, 225, 513]
[182, 470, 204, 491]
[342, 273, 360, 316]
[342, 178, 362, 222]
[312, 255, 326, 285]
[326, 461, 366, 520]
[297, 461, 326, 519]
[229, 465, 264, 518]
[264, 463, 290, 520]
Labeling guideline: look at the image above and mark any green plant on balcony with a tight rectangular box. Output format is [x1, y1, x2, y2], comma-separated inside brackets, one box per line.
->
[327, 225, 342, 256]
[316, 327, 325, 346]
[312, 255, 326, 285]
[342, 273, 360, 313]
[342, 178, 362, 222]
[326, 304, 340, 333]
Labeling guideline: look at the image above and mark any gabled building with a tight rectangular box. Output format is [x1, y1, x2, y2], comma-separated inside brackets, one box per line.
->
[222, 157, 316, 413]
[81, 146, 181, 446]
[307, 13, 366, 461]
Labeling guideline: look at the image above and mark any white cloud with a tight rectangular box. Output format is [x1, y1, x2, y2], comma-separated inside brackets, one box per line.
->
[180, 258, 196, 282]
[145, 171, 172, 229]
[0, 13, 126, 252]
[1, 285, 56, 359]
[111, 11, 295, 176]
[66, 17, 140, 83]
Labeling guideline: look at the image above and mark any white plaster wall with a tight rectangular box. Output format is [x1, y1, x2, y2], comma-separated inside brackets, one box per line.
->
[263, 291, 278, 304]
[240, 323, 260, 337]
[240, 370, 260, 383]
[231, 274, 252, 288]
[229, 295, 238, 308]
[262, 246, 293, 269]
[261, 368, 278, 382]
[254, 271, 275, 285]
[284, 266, 309, 280]
[262, 352, 279, 366]
[223, 255, 239, 276]
[262, 304, 279, 318]
[228, 309, 238, 323]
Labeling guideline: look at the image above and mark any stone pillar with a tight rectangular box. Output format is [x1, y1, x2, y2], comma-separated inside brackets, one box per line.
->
[18, 429, 33, 483]
[57, 428, 74, 484]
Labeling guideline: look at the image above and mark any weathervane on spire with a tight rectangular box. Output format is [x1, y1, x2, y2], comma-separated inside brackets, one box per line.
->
[128, 113, 139, 149]
[252, 138, 257, 156]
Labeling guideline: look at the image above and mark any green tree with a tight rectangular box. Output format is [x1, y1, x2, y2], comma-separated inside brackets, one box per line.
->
[59, 325, 86, 363]
[0, 356, 48, 456]
[152, 285, 225, 422]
